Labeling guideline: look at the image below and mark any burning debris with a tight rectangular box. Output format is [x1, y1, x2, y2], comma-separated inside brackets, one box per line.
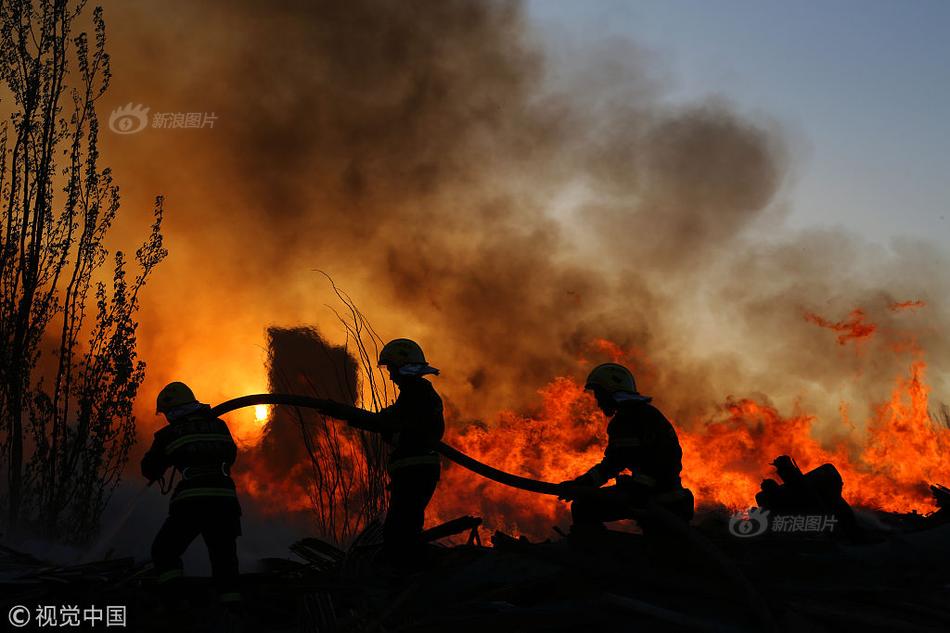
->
[755, 456, 860, 540]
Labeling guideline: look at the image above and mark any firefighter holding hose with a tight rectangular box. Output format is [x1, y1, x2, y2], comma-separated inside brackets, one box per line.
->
[313, 338, 444, 566]
[558, 363, 694, 539]
[141, 382, 243, 610]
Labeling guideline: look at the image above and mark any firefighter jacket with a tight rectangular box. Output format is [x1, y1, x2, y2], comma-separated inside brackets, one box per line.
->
[579, 400, 684, 492]
[318, 376, 445, 474]
[141, 405, 239, 508]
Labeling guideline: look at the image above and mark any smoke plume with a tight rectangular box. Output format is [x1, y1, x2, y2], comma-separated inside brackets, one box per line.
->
[88, 0, 948, 539]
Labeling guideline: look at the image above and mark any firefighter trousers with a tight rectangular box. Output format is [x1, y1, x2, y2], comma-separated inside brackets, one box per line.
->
[383, 464, 440, 564]
[571, 483, 694, 537]
[151, 497, 242, 606]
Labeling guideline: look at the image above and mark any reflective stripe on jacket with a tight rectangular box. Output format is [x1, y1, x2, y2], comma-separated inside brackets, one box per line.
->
[141, 405, 240, 506]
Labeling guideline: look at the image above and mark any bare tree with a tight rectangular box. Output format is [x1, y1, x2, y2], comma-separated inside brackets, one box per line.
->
[263, 312, 389, 547]
[0, 0, 165, 542]
[322, 275, 390, 528]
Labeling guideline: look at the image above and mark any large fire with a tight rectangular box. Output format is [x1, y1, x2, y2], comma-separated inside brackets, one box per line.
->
[679, 357, 946, 513]
[428, 352, 948, 536]
[210, 305, 948, 540]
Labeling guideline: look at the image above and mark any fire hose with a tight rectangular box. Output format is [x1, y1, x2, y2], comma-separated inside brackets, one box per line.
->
[210, 393, 561, 495]
[210, 393, 775, 630]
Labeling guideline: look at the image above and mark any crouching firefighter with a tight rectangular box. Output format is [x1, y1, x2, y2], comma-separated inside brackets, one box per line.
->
[141, 382, 242, 609]
[558, 363, 694, 539]
[314, 339, 444, 566]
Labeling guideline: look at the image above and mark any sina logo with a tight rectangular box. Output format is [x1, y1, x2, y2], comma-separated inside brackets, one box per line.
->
[729, 507, 770, 538]
[109, 103, 150, 134]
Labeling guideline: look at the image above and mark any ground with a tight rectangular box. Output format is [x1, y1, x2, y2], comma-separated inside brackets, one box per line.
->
[3, 509, 950, 632]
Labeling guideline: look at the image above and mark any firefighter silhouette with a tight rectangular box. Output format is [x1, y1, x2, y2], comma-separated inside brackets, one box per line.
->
[142, 382, 242, 608]
[558, 363, 694, 537]
[314, 338, 444, 566]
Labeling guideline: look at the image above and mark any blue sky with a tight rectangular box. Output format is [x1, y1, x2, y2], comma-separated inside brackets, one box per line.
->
[527, 0, 949, 245]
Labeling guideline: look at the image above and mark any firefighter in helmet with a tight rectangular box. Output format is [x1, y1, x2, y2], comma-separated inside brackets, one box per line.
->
[141, 382, 242, 608]
[313, 338, 444, 565]
[558, 363, 694, 537]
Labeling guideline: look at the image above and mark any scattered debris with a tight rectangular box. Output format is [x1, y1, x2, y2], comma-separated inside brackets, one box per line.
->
[3, 500, 950, 632]
[421, 515, 482, 546]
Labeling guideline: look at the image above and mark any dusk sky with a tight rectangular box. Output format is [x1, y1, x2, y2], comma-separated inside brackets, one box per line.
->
[529, 0, 949, 245]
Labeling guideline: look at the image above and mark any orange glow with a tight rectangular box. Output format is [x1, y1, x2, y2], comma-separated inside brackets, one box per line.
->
[428, 354, 949, 536]
[233, 456, 313, 514]
[209, 329, 947, 539]
[254, 405, 270, 423]
[804, 309, 877, 346]
[890, 299, 926, 311]
[589, 338, 628, 364]
[679, 361, 948, 514]
[430, 377, 606, 535]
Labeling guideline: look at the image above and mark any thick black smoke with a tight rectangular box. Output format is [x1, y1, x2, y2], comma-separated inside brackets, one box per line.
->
[97, 0, 947, 436]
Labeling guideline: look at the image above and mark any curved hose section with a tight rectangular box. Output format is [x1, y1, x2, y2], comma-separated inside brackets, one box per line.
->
[211, 392, 774, 629]
[210, 393, 562, 495]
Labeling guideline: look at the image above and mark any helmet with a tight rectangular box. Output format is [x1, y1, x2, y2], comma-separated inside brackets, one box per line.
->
[378, 338, 427, 368]
[156, 381, 198, 414]
[585, 363, 639, 394]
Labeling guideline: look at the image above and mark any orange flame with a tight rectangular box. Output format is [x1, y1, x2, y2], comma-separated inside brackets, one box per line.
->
[804, 309, 877, 346]
[890, 299, 926, 311]
[228, 328, 948, 539]
[428, 355, 949, 536]
[589, 338, 629, 364]
[681, 358, 948, 514]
